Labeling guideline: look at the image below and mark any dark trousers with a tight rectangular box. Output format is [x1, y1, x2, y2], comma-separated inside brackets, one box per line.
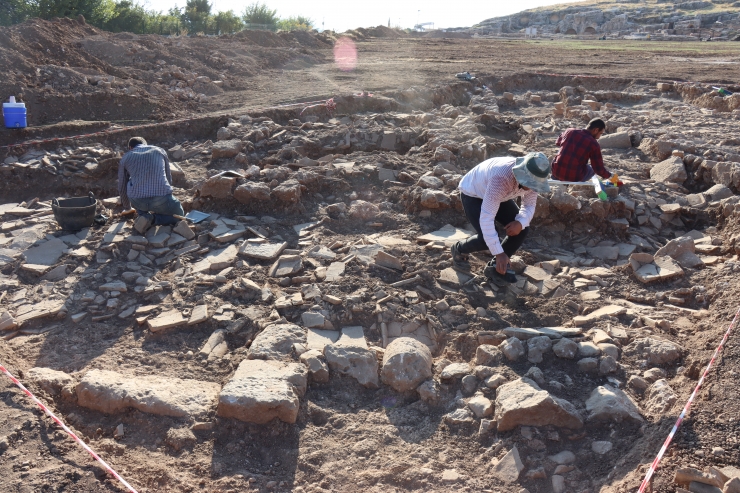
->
[457, 192, 529, 257]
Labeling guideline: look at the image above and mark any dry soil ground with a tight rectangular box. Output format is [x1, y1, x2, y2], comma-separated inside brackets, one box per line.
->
[1, 20, 740, 493]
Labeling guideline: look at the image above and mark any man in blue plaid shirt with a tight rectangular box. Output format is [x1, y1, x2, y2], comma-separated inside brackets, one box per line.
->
[118, 137, 184, 227]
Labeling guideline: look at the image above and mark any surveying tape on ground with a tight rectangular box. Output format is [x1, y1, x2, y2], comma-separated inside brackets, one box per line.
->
[0, 98, 333, 151]
[0, 363, 139, 493]
[637, 306, 740, 493]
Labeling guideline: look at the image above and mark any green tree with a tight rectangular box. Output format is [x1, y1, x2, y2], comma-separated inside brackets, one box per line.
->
[278, 15, 313, 31]
[242, 2, 278, 30]
[0, 0, 37, 26]
[212, 10, 242, 34]
[155, 10, 184, 34]
[103, 0, 150, 33]
[182, 0, 210, 33]
[36, 0, 116, 25]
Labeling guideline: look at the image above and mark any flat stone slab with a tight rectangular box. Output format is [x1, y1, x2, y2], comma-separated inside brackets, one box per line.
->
[76, 369, 220, 418]
[269, 255, 303, 277]
[239, 241, 288, 260]
[438, 267, 472, 287]
[587, 246, 619, 261]
[573, 305, 627, 326]
[503, 326, 581, 340]
[301, 311, 325, 328]
[492, 446, 524, 483]
[325, 262, 345, 281]
[248, 323, 306, 360]
[503, 327, 542, 340]
[307, 328, 340, 351]
[15, 300, 65, 325]
[523, 265, 550, 282]
[634, 257, 684, 284]
[417, 224, 474, 246]
[207, 244, 239, 271]
[335, 326, 368, 349]
[100, 281, 127, 292]
[375, 251, 403, 270]
[188, 305, 209, 325]
[580, 267, 615, 278]
[0, 310, 18, 331]
[536, 327, 582, 339]
[148, 310, 186, 332]
[23, 237, 66, 266]
[307, 245, 337, 261]
[218, 359, 307, 424]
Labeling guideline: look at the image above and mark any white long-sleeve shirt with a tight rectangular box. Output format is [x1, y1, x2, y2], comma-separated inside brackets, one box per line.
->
[458, 157, 539, 255]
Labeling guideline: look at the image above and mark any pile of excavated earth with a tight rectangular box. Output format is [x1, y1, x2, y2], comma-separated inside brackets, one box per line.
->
[3, 21, 740, 493]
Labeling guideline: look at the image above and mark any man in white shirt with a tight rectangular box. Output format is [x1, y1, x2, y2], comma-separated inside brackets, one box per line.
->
[451, 152, 551, 283]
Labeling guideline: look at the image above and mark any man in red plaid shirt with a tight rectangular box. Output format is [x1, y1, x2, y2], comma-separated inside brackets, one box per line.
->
[552, 118, 614, 182]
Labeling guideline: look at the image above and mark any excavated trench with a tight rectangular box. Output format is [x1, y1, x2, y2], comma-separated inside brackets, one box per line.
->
[2, 66, 740, 493]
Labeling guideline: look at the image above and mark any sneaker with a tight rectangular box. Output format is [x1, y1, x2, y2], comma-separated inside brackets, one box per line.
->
[450, 242, 469, 265]
[133, 213, 152, 234]
[483, 260, 517, 284]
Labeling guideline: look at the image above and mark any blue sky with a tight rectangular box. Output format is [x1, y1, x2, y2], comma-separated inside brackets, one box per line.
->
[142, 0, 585, 32]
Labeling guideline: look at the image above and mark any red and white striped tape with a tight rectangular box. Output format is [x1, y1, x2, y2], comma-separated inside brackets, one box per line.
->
[0, 98, 333, 151]
[0, 363, 139, 493]
[637, 306, 740, 492]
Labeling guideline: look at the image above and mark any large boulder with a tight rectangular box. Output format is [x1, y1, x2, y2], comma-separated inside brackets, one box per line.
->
[500, 337, 525, 361]
[217, 359, 307, 424]
[272, 179, 302, 203]
[623, 337, 684, 365]
[549, 189, 581, 214]
[643, 379, 677, 415]
[27, 367, 74, 396]
[655, 236, 703, 269]
[211, 139, 243, 159]
[475, 344, 503, 366]
[348, 200, 379, 220]
[200, 175, 236, 199]
[650, 156, 687, 184]
[77, 369, 220, 418]
[381, 337, 433, 392]
[598, 131, 632, 149]
[419, 189, 451, 209]
[324, 345, 379, 388]
[655, 236, 694, 258]
[494, 377, 583, 431]
[247, 323, 306, 360]
[234, 182, 271, 203]
[704, 184, 734, 201]
[585, 385, 643, 423]
[527, 336, 553, 364]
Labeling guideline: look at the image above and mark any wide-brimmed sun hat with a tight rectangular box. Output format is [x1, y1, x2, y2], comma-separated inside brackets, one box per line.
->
[512, 152, 551, 193]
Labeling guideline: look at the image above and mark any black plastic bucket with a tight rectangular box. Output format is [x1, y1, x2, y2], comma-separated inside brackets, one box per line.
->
[52, 192, 97, 231]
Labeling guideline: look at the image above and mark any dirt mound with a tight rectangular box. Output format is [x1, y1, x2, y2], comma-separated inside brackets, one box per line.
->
[0, 18, 331, 124]
[422, 30, 472, 39]
[233, 28, 291, 47]
[362, 26, 409, 38]
[278, 30, 334, 48]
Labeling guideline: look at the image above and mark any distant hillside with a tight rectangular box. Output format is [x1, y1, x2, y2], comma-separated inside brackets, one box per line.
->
[474, 0, 740, 38]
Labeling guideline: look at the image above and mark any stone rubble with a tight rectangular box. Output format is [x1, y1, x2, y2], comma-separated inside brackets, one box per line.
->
[2, 65, 740, 493]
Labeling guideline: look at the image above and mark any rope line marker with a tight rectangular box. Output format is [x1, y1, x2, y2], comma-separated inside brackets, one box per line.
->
[637, 306, 740, 493]
[0, 363, 139, 493]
